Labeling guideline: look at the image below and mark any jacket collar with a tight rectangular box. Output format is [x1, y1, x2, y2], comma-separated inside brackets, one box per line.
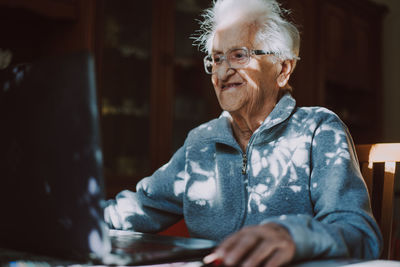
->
[199, 93, 296, 147]
[254, 92, 296, 133]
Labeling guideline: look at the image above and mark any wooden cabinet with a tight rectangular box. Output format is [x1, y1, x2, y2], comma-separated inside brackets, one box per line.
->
[97, 0, 219, 197]
[98, 0, 387, 196]
[0, 0, 97, 64]
[320, 0, 386, 144]
[97, 0, 154, 196]
[284, 0, 387, 144]
[1, 0, 387, 197]
[0, 0, 77, 20]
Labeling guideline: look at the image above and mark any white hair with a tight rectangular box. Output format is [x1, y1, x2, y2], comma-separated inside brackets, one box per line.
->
[193, 0, 300, 61]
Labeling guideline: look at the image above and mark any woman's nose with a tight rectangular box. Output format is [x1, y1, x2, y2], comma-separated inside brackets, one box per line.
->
[216, 60, 235, 79]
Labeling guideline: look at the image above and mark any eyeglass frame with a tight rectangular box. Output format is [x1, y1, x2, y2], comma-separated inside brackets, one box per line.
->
[203, 47, 276, 75]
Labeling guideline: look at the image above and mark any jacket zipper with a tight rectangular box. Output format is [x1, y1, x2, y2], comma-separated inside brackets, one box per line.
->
[242, 131, 257, 175]
[238, 150, 250, 231]
[242, 153, 248, 175]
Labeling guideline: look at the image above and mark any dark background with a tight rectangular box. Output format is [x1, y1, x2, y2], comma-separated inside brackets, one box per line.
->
[0, 0, 397, 205]
[0, 0, 399, 260]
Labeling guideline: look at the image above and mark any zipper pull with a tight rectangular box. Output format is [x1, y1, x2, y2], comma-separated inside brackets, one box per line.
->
[242, 153, 247, 175]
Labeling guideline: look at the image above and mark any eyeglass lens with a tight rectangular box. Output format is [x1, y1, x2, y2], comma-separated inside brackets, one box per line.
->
[204, 48, 250, 74]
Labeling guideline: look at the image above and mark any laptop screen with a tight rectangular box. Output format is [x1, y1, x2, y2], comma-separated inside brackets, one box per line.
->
[0, 51, 216, 266]
[0, 51, 111, 262]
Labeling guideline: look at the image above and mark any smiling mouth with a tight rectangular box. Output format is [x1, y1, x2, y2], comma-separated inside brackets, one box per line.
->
[221, 82, 242, 90]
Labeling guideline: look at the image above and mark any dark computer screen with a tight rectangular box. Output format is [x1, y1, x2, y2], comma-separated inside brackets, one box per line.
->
[0, 51, 109, 262]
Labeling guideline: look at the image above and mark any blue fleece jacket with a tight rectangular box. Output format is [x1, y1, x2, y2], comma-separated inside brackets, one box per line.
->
[104, 93, 382, 261]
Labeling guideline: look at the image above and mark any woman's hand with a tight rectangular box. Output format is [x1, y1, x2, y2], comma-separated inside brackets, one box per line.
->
[203, 223, 295, 267]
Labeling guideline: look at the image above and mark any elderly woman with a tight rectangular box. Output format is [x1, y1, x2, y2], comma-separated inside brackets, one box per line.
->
[105, 0, 382, 266]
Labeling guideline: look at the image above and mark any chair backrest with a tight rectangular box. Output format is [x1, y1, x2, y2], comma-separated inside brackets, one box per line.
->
[355, 143, 400, 260]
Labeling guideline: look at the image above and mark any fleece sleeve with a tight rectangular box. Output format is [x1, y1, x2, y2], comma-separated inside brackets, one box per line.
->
[104, 145, 187, 232]
[262, 115, 382, 261]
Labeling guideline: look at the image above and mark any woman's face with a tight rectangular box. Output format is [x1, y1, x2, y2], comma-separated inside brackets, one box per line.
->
[211, 20, 283, 117]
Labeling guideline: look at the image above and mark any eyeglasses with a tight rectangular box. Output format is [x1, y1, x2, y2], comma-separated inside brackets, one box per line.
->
[203, 47, 275, 75]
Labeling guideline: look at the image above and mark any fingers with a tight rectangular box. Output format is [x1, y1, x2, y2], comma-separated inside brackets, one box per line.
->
[220, 230, 259, 265]
[243, 233, 295, 267]
[242, 240, 276, 267]
[203, 223, 295, 267]
[203, 227, 259, 266]
[203, 252, 223, 265]
[264, 247, 295, 267]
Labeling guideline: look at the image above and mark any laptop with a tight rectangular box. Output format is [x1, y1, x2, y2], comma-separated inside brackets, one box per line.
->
[0, 51, 216, 265]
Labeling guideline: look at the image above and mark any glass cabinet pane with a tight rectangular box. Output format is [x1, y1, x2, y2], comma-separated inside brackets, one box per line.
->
[100, 1, 152, 181]
[172, 0, 220, 151]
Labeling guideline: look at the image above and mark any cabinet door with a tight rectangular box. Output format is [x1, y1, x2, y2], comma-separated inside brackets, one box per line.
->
[99, 0, 153, 196]
[322, 2, 349, 84]
[172, 0, 220, 152]
[320, 0, 385, 144]
[98, 0, 220, 197]
[0, 0, 95, 64]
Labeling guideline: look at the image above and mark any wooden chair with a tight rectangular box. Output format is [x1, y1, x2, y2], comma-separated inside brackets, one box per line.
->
[356, 143, 400, 259]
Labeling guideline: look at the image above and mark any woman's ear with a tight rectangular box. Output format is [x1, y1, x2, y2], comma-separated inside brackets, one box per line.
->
[277, 59, 295, 88]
